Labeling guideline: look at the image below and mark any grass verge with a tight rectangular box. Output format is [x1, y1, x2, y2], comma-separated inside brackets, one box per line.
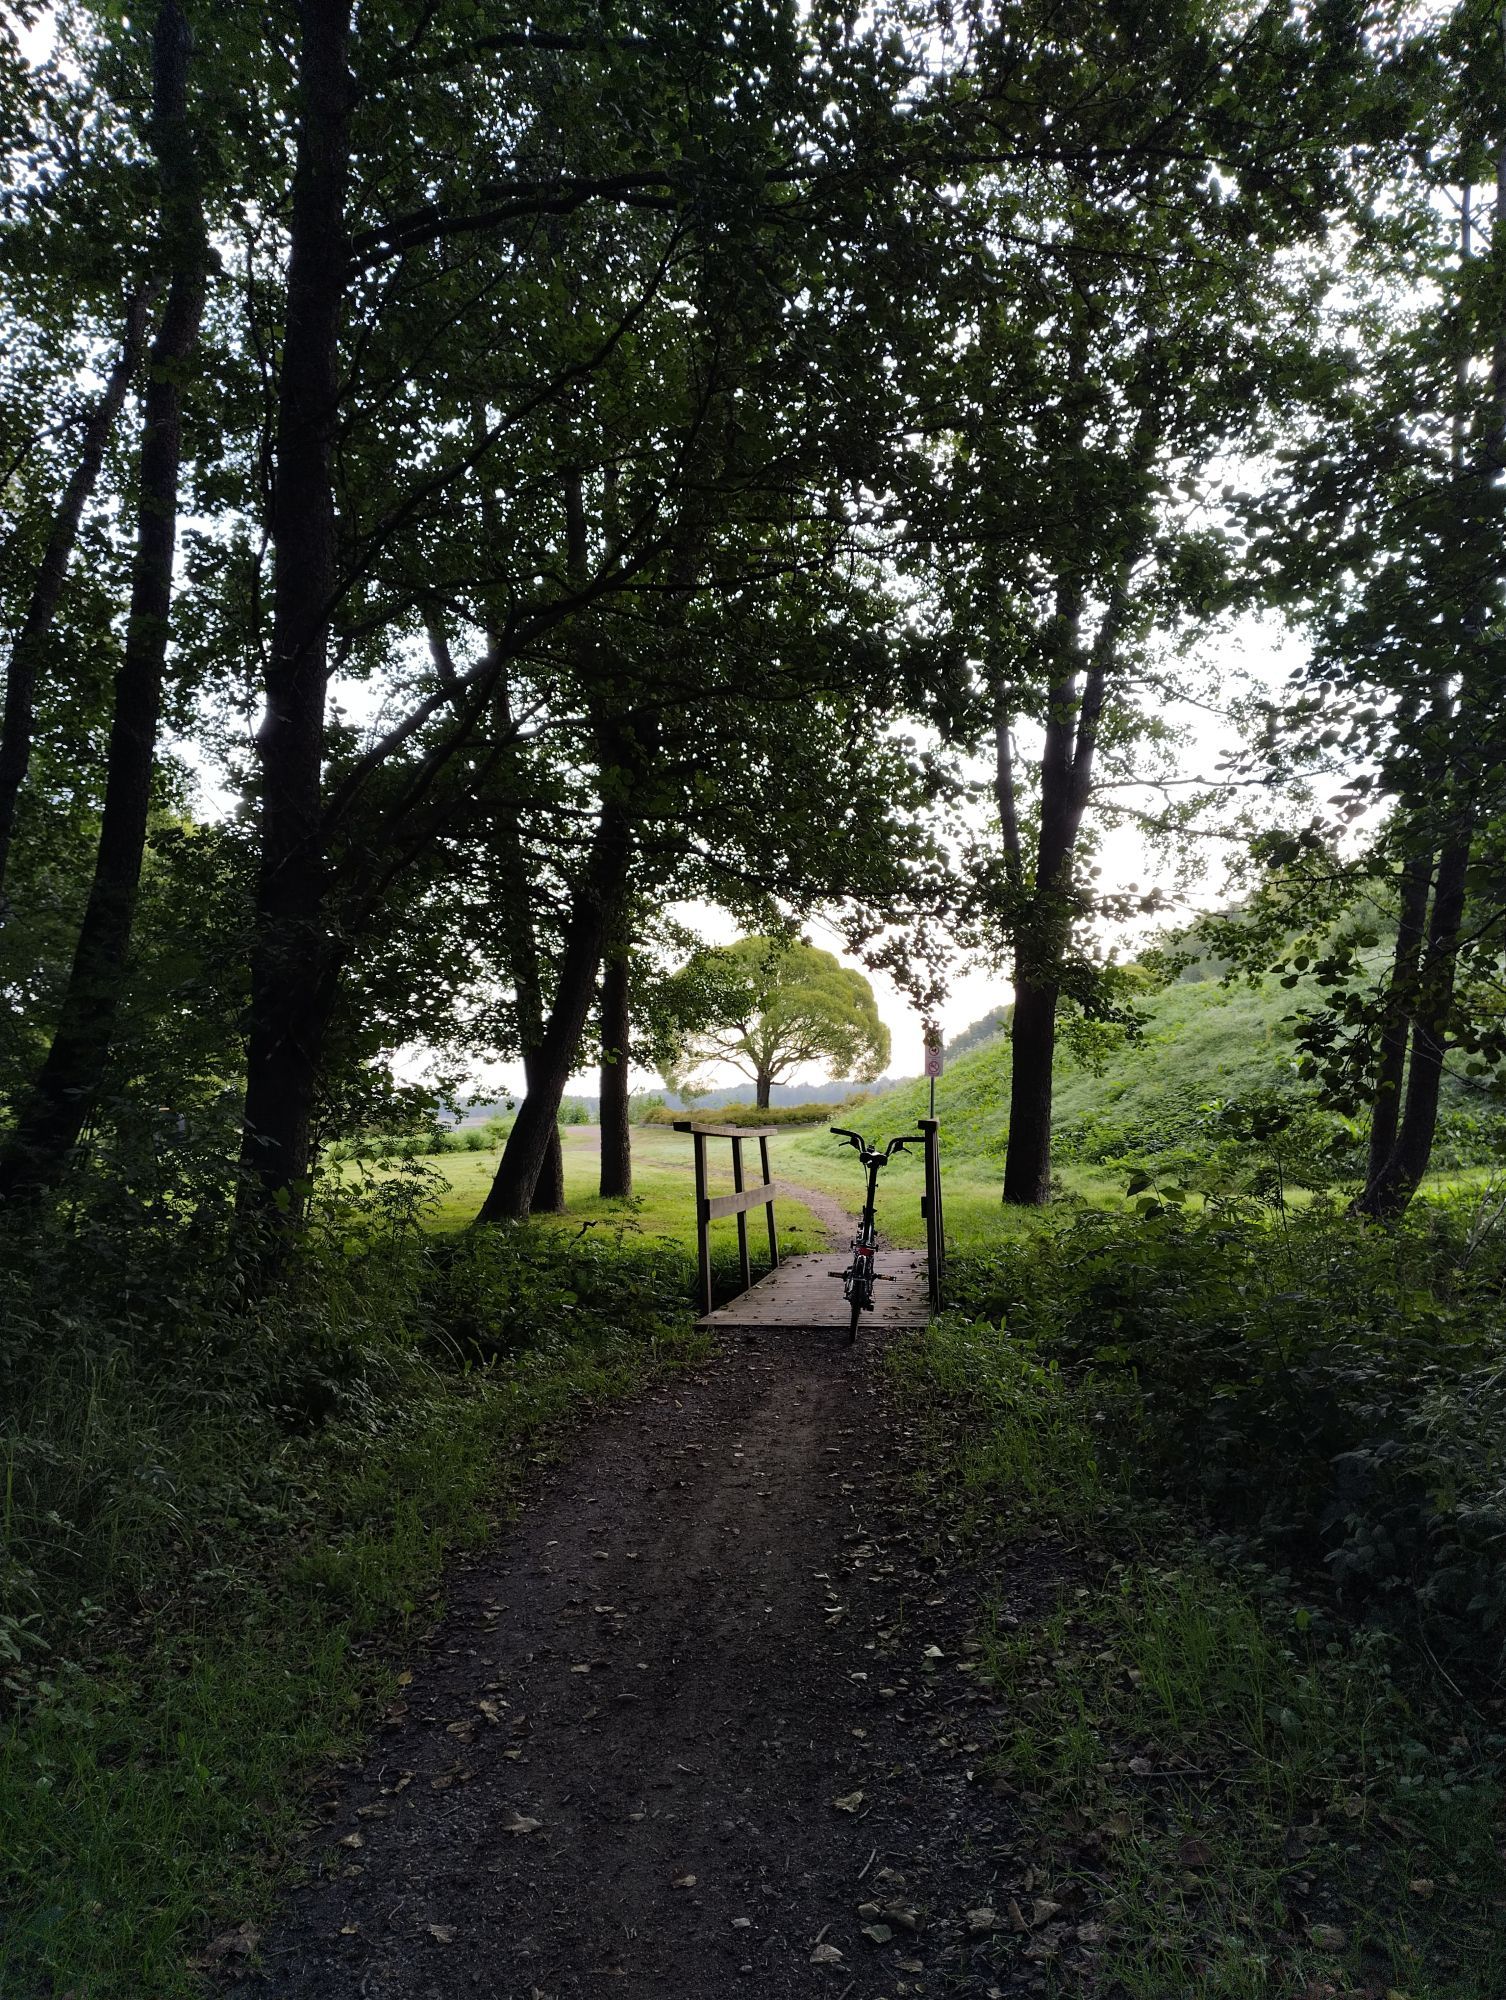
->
[0, 1226, 709, 1999]
[888, 1309, 1506, 1998]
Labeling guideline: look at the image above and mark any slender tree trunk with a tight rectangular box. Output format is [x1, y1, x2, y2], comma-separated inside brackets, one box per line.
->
[1356, 153, 1502, 1220]
[1002, 972, 1059, 1204]
[477, 801, 633, 1223]
[238, 0, 352, 1220]
[756, 1072, 771, 1110]
[0, 1, 204, 1207]
[485, 735, 564, 1210]
[1356, 835, 1472, 1219]
[995, 673, 1067, 1203]
[992, 679, 1023, 888]
[0, 288, 154, 919]
[1001, 581, 1088, 1207]
[488, 795, 564, 1209]
[598, 949, 632, 1198]
[1001, 542, 1138, 1206]
[528, 1053, 567, 1211]
[1360, 850, 1433, 1197]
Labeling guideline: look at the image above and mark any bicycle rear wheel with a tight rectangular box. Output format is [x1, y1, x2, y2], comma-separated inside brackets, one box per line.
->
[846, 1240, 874, 1343]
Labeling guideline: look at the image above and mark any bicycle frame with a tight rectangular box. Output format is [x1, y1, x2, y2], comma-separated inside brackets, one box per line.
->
[830, 1126, 917, 1343]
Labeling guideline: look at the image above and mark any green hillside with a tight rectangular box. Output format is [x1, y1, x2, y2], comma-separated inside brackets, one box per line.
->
[896, 975, 1311, 1166]
[892, 972, 1502, 1172]
[772, 970, 1506, 1246]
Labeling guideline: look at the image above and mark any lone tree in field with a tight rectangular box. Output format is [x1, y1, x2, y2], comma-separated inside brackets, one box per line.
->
[676, 938, 890, 1110]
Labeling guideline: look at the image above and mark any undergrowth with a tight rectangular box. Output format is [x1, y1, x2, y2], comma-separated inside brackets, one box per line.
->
[893, 1214, 1506, 1998]
[949, 1194, 1506, 1674]
[0, 1187, 711, 1999]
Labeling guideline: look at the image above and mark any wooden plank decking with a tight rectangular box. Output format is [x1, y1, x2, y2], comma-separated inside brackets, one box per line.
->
[697, 1250, 931, 1330]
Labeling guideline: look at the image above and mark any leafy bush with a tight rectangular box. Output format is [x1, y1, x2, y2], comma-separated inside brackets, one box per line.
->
[0, 1180, 705, 1997]
[950, 1195, 1506, 1675]
[420, 1223, 691, 1364]
[327, 1108, 527, 1161]
[0, 1185, 695, 1699]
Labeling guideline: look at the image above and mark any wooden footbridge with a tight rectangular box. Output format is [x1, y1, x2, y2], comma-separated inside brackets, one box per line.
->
[674, 1118, 944, 1332]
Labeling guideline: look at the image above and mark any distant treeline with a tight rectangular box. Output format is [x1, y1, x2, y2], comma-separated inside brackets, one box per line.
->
[453, 1076, 904, 1127]
[637, 1092, 881, 1128]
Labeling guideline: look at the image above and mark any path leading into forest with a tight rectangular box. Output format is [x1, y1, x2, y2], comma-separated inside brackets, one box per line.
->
[240, 1196, 1066, 1999]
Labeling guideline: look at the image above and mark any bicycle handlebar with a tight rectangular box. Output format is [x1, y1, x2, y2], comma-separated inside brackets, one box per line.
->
[830, 1127, 919, 1161]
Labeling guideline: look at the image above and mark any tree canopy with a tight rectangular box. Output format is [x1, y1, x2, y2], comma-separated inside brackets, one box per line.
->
[670, 935, 892, 1109]
[0, 0, 1499, 1229]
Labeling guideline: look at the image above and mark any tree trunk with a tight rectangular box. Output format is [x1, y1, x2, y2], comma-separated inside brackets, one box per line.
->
[1001, 580, 1090, 1207]
[1356, 835, 1471, 1219]
[756, 1072, 771, 1109]
[238, 0, 352, 1221]
[526, 1051, 566, 1211]
[0, 1, 204, 1208]
[491, 840, 564, 1210]
[1000, 548, 1137, 1205]
[1002, 971, 1058, 1204]
[485, 735, 564, 1211]
[1355, 153, 1501, 1220]
[599, 950, 632, 1198]
[1360, 849, 1433, 1197]
[0, 287, 154, 920]
[477, 801, 633, 1223]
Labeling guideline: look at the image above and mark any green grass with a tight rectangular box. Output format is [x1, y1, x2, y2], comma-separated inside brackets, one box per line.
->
[0, 1238, 710, 1999]
[887, 1309, 1506, 1998]
[342, 1006, 1505, 1264]
[12, 981, 1505, 1998]
[841, 966, 1504, 1204]
[869, 974, 1307, 1164]
[350, 1123, 834, 1258]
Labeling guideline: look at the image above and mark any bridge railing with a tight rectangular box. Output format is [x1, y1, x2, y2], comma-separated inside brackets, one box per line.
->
[673, 1121, 781, 1318]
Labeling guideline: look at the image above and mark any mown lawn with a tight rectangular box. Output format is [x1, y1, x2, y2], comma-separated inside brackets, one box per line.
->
[383, 1115, 1506, 1264]
[354, 1123, 832, 1257]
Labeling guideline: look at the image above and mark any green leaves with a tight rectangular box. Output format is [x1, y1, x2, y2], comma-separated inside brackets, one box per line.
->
[672, 934, 891, 1099]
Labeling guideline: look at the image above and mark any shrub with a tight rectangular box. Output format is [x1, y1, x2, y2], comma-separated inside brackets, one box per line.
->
[0, 1177, 704, 1998]
[0, 1181, 695, 1696]
[950, 1194, 1506, 1676]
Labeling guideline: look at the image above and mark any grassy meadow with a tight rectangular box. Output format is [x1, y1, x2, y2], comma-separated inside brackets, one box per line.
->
[346, 970, 1506, 1260]
[346, 1122, 836, 1256]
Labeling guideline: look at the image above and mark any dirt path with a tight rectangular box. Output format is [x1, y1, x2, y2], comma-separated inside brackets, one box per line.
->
[770, 1178, 854, 1245]
[238, 1320, 1063, 1999]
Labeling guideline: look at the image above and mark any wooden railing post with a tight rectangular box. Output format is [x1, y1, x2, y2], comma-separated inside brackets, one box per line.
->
[730, 1134, 752, 1294]
[674, 1120, 781, 1314]
[692, 1127, 711, 1317]
[759, 1134, 779, 1269]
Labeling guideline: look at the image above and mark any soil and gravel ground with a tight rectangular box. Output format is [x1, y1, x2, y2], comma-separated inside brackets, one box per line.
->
[236, 1197, 1070, 2000]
